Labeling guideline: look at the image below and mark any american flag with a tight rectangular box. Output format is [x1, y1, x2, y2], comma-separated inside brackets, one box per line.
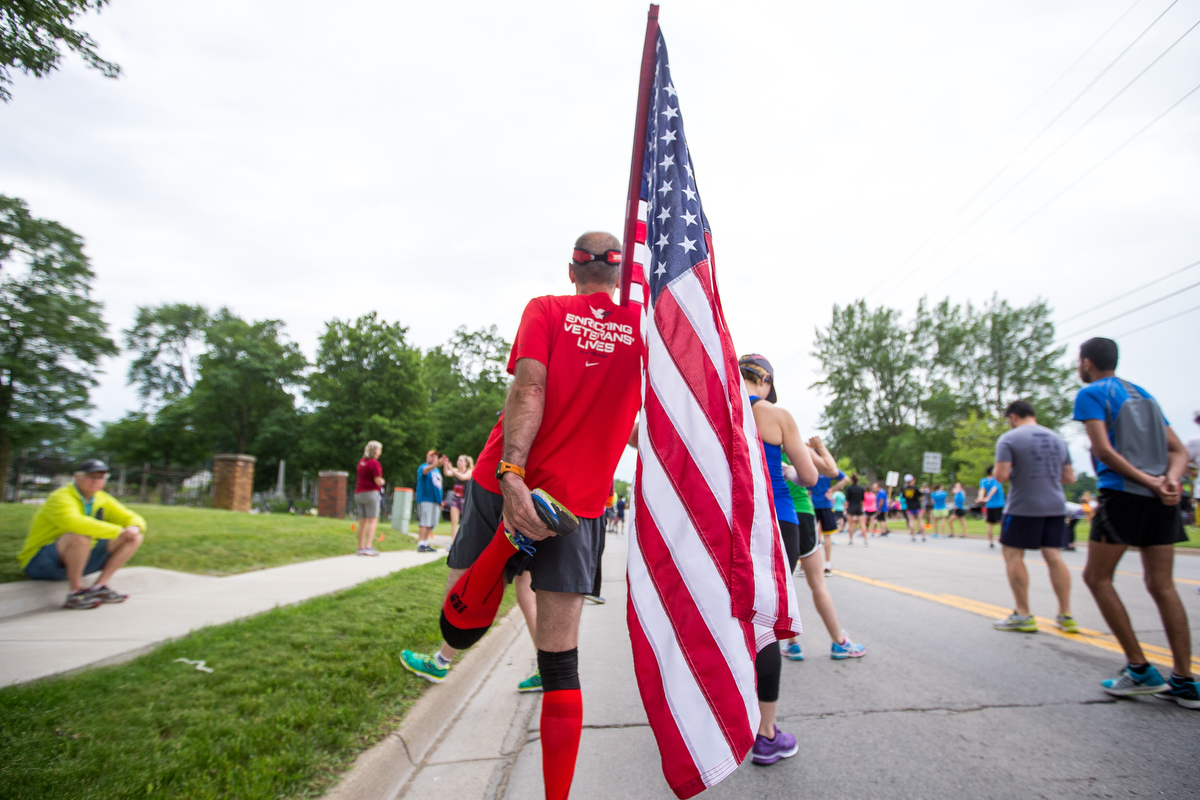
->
[626, 29, 802, 799]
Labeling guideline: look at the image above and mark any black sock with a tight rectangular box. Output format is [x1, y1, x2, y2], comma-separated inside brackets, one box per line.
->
[1170, 673, 1190, 684]
[1127, 663, 1151, 674]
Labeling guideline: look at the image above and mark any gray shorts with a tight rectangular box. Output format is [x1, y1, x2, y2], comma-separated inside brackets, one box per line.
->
[418, 501, 440, 528]
[354, 491, 380, 519]
[447, 482, 604, 594]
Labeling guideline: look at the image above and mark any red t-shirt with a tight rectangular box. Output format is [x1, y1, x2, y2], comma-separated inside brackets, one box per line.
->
[474, 292, 643, 518]
[356, 458, 382, 493]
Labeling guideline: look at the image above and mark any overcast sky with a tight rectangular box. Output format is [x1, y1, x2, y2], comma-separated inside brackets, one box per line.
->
[2, 0, 1198, 481]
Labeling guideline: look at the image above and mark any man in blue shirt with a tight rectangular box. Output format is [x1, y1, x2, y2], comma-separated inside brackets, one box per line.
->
[951, 481, 968, 537]
[930, 485, 948, 537]
[808, 436, 847, 576]
[1073, 338, 1196, 707]
[415, 449, 444, 553]
[978, 466, 1005, 549]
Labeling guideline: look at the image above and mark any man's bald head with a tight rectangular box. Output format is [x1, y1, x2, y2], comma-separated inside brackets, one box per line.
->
[571, 231, 622, 289]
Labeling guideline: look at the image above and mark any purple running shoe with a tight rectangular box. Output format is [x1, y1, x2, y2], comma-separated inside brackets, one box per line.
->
[751, 727, 798, 765]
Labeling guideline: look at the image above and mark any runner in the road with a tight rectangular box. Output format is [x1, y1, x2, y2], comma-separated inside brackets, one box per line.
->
[930, 484, 948, 537]
[979, 466, 1006, 549]
[901, 476, 924, 542]
[400, 231, 645, 798]
[1073, 338, 1197, 707]
[862, 482, 878, 538]
[844, 475, 868, 545]
[615, 495, 627, 535]
[951, 481, 968, 537]
[810, 454, 848, 574]
[990, 400, 1079, 635]
[832, 485, 847, 533]
[876, 484, 891, 535]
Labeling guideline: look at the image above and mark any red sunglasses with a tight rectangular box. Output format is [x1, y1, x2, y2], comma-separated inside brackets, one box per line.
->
[572, 249, 622, 266]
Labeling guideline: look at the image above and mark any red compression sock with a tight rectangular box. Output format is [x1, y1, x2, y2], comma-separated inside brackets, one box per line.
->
[443, 521, 514, 630]
[540, 689, 583, 800]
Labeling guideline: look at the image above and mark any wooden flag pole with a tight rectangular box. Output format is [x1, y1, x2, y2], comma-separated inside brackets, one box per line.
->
[619, 3, 660, 307]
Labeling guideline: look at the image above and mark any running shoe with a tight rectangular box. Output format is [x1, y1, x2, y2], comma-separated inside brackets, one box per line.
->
[356, 548, 367, 556]
[400, 650, 448, 684]
[823, 567, 833, 576]
[364, 547, 382, 557]
[1102, 665, 1166, 697]
[831, 635, 866, 659]
[88, 584, 128, 604]
[781, 642, 804, 661]
[750, 727, 798, 765]
[518, 671, 543, 693]
[993, 613, 1037, 633]
[989, 543, 995, 548]
[583, 595, 606, 605]
[1054, 614, 1080, 634]
[1155, 674, 1200, 709]
[63, 588, 100, 610]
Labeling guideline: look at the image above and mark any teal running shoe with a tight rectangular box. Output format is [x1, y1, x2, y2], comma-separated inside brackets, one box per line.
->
[781, 642, 804, 661]
[1155, 674, 1200, 709]
[1101, 665, 1166, 697]
[400, 650, 448, 684]
[518, 671, 543, 693]
[831, 635, 865, 659]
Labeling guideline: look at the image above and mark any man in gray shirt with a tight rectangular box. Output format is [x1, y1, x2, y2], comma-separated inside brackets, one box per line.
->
[991, 400, 1078, 635]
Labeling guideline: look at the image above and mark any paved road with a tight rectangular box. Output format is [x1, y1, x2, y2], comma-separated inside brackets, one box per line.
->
[408, 532, 1200, 799]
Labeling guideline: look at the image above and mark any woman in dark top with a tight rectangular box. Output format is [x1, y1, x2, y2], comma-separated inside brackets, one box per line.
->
[844, 474, 868, 546]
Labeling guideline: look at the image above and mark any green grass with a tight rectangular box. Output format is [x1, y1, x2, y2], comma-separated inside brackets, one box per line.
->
[0, 559, 515, 800]
[1, 504, 454, 583]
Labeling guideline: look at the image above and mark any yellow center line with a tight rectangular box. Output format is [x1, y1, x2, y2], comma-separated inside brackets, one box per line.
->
[867, 541, 1200, 587]
[834, 568, 1200, 672]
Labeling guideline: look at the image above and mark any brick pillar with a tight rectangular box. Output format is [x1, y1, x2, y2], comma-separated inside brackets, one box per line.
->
[318, 470, 349, 518]
[212, 454, 256, 512]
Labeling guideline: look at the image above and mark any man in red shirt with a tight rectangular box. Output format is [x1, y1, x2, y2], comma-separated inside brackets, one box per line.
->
[402, 231, 642, 800]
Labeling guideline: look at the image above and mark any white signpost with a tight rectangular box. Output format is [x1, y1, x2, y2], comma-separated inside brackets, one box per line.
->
[885, 470, 899, 487]
[922, 452, 943, 475]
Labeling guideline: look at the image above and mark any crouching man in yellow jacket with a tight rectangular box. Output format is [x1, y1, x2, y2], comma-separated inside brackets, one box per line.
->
[17, 459, 146, 610]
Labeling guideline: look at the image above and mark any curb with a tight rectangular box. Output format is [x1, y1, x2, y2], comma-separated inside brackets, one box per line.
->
[324, 606, 526, 800]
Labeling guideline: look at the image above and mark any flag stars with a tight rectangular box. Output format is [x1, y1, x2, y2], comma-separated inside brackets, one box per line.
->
[660, 129, 677, 144]
[661, 106, 679, 120]
[663, 83, 677, 98]
[684, 164, 693, 180]
[678, 236, 697, 254]
[682, 186, 697, 202]
[657, 206, 671, 223]
[681, 210, 697, 226]
[655, 261, 667, 276]
[659, 154, 675, 169]
[656, 233, 670, 251]
[658, 179, 673, 196]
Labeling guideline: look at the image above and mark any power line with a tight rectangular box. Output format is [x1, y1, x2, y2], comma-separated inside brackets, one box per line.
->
[1059, 258, 1200, 323]
[923, 79, 1200, 296]
[863, 0, 1147, 299]
[879, 13, 1200, 302]
[867, 0, 1182, 300]
[1056, 280, 1200, 342]
[1111, 302, 1200, 338]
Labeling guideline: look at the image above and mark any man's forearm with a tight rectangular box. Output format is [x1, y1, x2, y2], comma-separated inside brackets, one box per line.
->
[502, 383, 545, 467]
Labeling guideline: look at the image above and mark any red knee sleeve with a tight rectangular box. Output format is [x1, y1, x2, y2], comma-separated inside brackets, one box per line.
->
[443, 521, 515, 632]
[540, 689, 583, 800]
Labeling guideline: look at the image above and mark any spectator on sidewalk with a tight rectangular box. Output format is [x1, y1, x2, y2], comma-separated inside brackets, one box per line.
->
[17, 460, 145, 609]
[990, 400, 1078, 635]
[440, 454, 475, 544]
[951, 481, 968, 537]
[354, 441, 385, 557]
[1073, 337, 1197, 707]
[415, 449, 443, 553]
[979, 465, 1006, 548]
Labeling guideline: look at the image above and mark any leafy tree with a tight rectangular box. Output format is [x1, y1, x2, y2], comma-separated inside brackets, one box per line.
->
[1064, 472, 1097, 502]
[93, 411, 155, 466]
[949, 412, 1006, 486]
[0, 195, 117, 495]
[422, 325, 511, 470]
[0, 0, 120, 102]
[306, 312, 432, 487]
[190, 309, 306, 456]
[125, 303, 209, 406]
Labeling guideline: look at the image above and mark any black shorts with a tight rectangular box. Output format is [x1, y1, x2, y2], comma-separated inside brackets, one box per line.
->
[953, 508, 966, 518]
[876, 511, 889, 522]
[446, 483, 605, 594]
[1000, 515, 1068, 549]
[846, 503, 863, 516]
[985, 507, 1003, 524]
[815, 508, 838, 533]
[833, 511, 845, 522]
[1090, 489, 1186, 548]
[794, 514, 820, 561]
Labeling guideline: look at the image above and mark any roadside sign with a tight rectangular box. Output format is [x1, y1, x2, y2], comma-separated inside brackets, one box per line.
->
[922, 452, 942, 474]
[885, 471, 899, 487]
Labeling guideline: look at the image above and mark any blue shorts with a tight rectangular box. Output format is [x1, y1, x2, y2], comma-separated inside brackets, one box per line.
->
[999, 515, 1067, 550]
[23, 538, 110, 581]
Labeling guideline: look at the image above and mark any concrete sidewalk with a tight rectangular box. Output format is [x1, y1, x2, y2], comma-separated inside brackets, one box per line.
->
[0, 545, 446, 685]
[363, 530, 1198, 800]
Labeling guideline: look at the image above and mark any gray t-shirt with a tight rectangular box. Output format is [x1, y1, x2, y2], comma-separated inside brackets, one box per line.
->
[994, 424, 1070, 517]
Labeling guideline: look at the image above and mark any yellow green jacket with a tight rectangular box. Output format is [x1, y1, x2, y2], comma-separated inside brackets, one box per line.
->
[17, 485, 147, 568]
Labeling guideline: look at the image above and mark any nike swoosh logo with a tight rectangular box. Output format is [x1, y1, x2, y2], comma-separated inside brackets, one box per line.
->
[586, 361, 600, 367]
